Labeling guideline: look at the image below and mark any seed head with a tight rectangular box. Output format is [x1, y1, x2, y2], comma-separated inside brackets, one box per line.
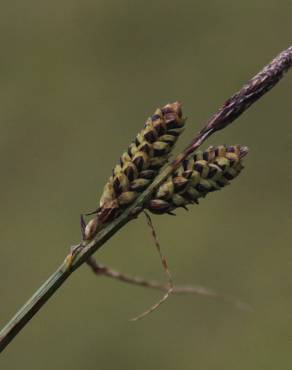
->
[146, 144, 248, 214]
[97, 102, 186, 224]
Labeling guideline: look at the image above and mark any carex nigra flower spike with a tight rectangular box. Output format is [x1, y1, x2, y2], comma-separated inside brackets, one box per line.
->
[147, 144, 248, 214]
[99, 102, 185, 220]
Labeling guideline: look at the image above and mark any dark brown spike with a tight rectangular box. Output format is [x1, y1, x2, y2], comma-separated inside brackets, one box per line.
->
[147, 144, 247, 215]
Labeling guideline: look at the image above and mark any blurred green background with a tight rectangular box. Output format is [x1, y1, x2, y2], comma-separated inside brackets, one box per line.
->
[0, 1, 292, 369]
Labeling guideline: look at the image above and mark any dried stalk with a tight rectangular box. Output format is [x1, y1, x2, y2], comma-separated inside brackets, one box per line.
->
[129, 211, 174, 321]
[0, 46, 291, 353]
[86, 257, 252, 312]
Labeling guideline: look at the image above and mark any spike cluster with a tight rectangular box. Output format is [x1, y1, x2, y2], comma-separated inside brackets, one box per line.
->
[97, 102, 185, 223]
[146, 144, 248, 215]
[84, 143, 248, 240]
[83, 102, 248, 241]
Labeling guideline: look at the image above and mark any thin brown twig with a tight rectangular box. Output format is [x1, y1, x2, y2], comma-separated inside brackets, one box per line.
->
[0, 46, 291, 352]
[129, 212, 173, 321]
[86, 257, 252, 312]
[144, 211, 173, 288]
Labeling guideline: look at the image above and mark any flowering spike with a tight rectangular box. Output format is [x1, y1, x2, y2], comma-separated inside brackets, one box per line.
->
[147, 144, 248, 215]
[96, 102, 186, 224]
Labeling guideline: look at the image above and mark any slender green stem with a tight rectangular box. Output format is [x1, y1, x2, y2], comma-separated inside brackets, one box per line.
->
[0, 263, 70, 351]
[0, 46, 291, 353]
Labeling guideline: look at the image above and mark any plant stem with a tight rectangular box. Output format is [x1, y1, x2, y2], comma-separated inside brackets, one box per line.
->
[0, 46, 291, 353]
[0, 263, 70, 351]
